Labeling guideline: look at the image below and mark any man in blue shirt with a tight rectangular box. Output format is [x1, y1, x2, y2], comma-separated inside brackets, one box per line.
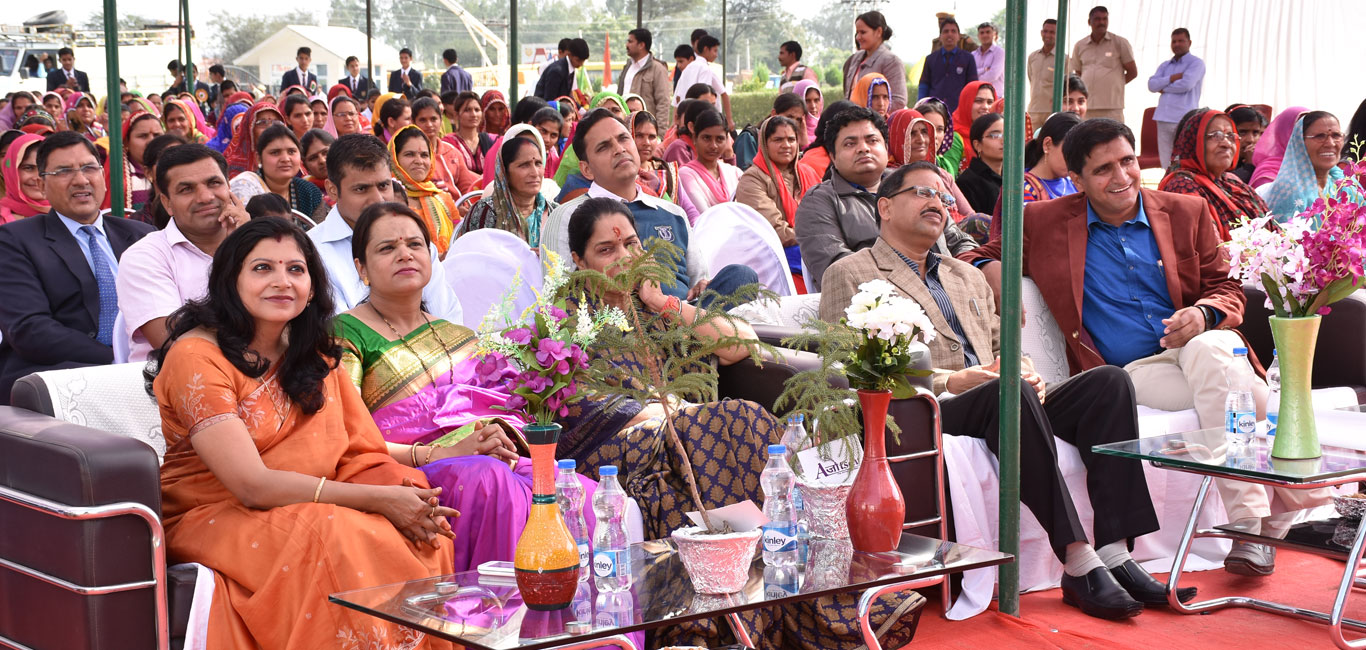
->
[917, 18, 978, 111]
[960, 119, 1330, 579]
[1147, 28, 1205, 168]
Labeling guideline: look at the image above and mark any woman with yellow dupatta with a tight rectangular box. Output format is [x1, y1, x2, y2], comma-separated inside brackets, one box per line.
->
[389, 124, 458, 258]
[150, 217, 455, 649]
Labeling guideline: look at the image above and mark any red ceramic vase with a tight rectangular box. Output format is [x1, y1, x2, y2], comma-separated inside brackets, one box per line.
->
[846, 390, 905, 552]
[514, 424, 581, 610]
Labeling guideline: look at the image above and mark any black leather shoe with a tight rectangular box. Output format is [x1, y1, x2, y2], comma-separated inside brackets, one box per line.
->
[1110, 559, 1197, 605]
[1060, 566, 1145, 620]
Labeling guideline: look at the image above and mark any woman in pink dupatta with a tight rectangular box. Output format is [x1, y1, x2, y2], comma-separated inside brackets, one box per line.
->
[335, 202, 601, 574]
[1250, 105, 1309, 189]
[678, 106, 742, 213]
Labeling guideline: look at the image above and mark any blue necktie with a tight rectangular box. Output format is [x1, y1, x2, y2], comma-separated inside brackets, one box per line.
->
[79, 225, 118, 346]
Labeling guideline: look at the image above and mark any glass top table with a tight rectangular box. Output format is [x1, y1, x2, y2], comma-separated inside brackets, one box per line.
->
[1091, 427, 1366, 484]
[329, 533, 1011, 650]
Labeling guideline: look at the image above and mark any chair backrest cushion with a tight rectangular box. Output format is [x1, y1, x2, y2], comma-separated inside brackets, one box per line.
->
[13, 362, 165, 463]
[692, 203, 797, 297]
[1020, 277, 1071, 384]
[443, 228, 545, 331]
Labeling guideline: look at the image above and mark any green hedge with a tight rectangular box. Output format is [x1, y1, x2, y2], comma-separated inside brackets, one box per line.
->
[729, 86, 842, 129]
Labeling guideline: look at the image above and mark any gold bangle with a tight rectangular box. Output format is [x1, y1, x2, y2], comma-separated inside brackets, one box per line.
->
[312, 476, 326, 503]
[424, 444, 436, 466]
[410, 444, 420, 467]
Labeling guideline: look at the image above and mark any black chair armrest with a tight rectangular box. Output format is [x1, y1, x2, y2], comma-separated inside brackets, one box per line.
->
[1239, 285, 1366, 393]
[750, 324, 814, 350]
[717, 347, 826, 415]
[0, 406, 163, 649]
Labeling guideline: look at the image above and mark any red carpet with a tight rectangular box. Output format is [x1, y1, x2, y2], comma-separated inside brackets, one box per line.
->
[907, 550, 1366, 648]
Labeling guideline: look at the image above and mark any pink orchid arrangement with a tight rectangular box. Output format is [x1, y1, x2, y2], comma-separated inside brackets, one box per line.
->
[1226, 162, 1366, 317]
[476, 252, 628, 425]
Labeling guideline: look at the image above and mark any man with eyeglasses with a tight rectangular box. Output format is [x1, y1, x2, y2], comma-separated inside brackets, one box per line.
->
[795, 105, 977, 292]
[0, 131, 154, 403]
[960, 118, 1326, 578]
[1147, 28, 1205, 168]
[819, 160, 1184, 621]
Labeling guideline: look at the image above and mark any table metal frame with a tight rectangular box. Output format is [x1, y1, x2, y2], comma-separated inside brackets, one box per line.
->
[1160, 465, 1366, 649]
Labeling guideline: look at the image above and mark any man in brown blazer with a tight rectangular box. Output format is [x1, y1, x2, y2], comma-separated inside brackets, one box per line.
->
[620, 28, 674, 125]
[959, 119, 1327, 577]
[820, 162, 1191, 621]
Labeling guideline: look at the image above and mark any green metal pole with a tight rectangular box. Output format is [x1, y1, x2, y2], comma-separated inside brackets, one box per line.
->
[103, 0, 124, 218]
[1052, 0, 1069, 113]
[508, 0, 518, 103]
[721, 0, 727, 81]
[182, 0, 192, 93]
[998, 0, 1027, 618]
[366, 0, 373, 92]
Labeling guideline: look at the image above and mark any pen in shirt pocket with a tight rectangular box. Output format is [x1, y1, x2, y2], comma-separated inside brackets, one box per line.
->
[970, 298, 982, 316]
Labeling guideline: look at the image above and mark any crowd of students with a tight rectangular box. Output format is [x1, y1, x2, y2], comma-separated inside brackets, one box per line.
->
[2, 8, 1366, 649]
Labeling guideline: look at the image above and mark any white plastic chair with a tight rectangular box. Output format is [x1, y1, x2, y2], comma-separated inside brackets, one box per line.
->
[442, 229, 544, 331]
[691, 203, 797, 297]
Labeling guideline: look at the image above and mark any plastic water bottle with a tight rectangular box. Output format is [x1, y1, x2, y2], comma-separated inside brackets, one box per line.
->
[761, 444, 799, 567]
[1225, 348, 1257, 447]
[591, 466, 633, 592]
[763, 563, 801, 600]
[780, 415, 811, 565]
[593, 589, 634, 629]
[1266, 350, 1280, 438]
[556, 459, 591, 581]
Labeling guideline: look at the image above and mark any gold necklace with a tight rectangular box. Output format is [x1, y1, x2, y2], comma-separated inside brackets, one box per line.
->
[368, 302, 455, 386]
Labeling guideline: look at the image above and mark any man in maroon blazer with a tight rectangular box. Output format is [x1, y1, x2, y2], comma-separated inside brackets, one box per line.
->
[959, 119, 1328, 578]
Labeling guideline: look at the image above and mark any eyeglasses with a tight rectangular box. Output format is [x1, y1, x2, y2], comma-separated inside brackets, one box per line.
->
[39, 163, 103, 180]
[888, 184, 956, 207]
[1306, 131, 1346, 144]
[1204, 131, 1238, 143]
[254, 117, 281, 127]
[981, 132, 1004, 140]
[333, 110, 357, 119]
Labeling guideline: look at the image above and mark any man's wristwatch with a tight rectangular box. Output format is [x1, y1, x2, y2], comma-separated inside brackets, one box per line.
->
[1197, 305, 1217, 331]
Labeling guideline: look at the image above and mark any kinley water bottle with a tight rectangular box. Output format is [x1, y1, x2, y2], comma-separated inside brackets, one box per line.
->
[761, 444, 799, 567]
[556, 459, 591, 581]
[591, 466, 633, 592]
[780, 415, 810, 565]
[1225, 347, 1257, 447]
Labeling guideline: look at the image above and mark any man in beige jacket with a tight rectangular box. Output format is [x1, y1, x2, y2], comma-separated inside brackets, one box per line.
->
[819, 161, 1193, 621]
[620, 28, 674, 125]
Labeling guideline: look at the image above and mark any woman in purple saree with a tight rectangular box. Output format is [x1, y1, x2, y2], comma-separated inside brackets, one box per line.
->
[334, 201, 598, 573]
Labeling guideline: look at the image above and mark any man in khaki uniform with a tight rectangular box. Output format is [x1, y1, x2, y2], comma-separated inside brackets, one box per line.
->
[1069, 6, 1136, 123]
[1027, 19, 1060, 129]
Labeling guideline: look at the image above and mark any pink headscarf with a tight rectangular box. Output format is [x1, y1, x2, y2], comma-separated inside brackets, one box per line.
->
[1250, 105, 1308, 189]
[0, 134, 51, 224]
[792, 79, 822, 146]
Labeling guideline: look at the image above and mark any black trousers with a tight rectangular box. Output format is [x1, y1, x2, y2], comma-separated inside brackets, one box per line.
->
[940, 365, 1160, 561]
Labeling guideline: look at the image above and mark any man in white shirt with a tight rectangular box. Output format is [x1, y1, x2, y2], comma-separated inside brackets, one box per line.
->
[342, 55, 373, 99]
[281, 47, 318, 93]
[540, 110, 756, 307]
[973, 22, 1006, 96]
[308, 134, 461, 322]
[672, 35, 732, 129]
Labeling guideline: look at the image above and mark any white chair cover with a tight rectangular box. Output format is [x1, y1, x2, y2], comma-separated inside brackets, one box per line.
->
[442, 228, 545, 331]
[112, 312, 131, 364]
[691, 203, 797, 297]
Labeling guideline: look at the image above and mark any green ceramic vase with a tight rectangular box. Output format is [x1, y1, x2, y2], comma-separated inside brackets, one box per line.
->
[1269, 315, 1321, 459]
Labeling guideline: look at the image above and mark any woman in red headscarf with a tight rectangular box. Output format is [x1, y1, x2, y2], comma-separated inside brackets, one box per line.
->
[0, 133, 50, 224]
[223, 100, 284, 176]
[952, 80, 996, 172]
[101, 98, 164, 215]
[1158, 107, 1268, 240]
[480, 90, 510, 138]
[735, 115, 820, 291]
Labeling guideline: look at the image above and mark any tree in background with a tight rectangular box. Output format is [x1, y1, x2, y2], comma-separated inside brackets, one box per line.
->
[207, 9, 319, 62]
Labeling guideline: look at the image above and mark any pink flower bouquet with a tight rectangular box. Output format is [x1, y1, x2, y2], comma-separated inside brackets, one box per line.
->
[1226, 163, 1366, 317]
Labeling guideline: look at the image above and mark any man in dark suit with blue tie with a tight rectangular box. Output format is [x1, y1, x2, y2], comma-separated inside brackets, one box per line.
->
[0, 132, 154, 403]
[47, 48, 90, 92]
[533, 38, 589, 101]
[388, 48, 423, 99]
[280, 47, 320, 94]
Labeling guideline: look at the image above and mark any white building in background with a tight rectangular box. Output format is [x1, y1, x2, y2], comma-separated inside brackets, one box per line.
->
[233, 25, 402, 93]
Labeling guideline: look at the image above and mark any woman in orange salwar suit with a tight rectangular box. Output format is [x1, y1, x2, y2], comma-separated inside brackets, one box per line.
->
[151, 216, 456, 649]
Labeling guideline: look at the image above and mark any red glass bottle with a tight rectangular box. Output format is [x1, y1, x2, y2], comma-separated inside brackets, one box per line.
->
[846, 390, 905, 552]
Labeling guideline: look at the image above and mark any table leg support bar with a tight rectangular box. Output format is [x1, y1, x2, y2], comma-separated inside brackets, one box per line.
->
[856, 577, 941, 650]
